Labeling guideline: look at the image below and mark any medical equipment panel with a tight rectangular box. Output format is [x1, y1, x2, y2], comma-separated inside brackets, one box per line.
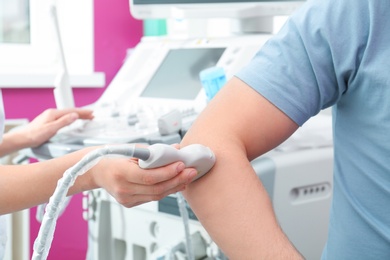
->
[28, 35, 270, 160]
[95, 35, 269, 113]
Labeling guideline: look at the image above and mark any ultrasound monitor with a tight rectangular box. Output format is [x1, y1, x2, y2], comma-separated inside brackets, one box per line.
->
[94, 36, 243, 115]
[130, 0, 304, 20]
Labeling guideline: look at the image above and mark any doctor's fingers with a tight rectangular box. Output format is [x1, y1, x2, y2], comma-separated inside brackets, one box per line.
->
[123, 161, 194, 185]
[117, 182, 191, 208]
[47, 109, 94, 129]
[45, 110, 94, 134]
[99, 161, 197, 207]
[48, 108, 94, 120]
[136, 166, 197, 191]
[110, 167, 197, 208]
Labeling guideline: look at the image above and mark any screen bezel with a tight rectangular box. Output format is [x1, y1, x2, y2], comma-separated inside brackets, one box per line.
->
[130, 0, 304, 20]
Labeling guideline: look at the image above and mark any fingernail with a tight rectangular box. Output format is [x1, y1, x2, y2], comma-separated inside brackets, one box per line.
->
[176, 163, 185, 172]
[187, 170, 197, 180]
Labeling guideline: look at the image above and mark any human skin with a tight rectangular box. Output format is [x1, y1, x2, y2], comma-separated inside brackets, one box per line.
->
[0, 108, 197, 215]
[181, 77, 303, 259]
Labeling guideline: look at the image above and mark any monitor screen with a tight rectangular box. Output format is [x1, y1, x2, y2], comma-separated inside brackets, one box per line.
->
[140, 48, 225, 100]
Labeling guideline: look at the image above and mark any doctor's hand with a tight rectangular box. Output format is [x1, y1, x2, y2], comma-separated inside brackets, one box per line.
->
[0, 108, 94, 157]
[86, 157, 197, 208]
[24, 108, 94, 148]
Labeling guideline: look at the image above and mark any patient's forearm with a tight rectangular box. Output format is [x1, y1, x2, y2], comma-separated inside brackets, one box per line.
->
[181, 143, 301, 258]
[180, 77, 302, 258]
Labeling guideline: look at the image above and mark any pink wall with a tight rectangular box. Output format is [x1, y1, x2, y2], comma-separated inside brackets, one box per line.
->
[2, 0, 142, 259]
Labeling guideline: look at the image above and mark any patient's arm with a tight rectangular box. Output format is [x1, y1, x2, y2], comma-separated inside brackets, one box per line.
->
[181, 77, 303, 259]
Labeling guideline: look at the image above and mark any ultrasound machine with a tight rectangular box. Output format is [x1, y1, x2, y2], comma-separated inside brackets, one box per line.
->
[26, 1, 334, 259]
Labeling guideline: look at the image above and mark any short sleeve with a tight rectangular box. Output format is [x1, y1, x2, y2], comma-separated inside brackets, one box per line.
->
[235, 0, 364, 126]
